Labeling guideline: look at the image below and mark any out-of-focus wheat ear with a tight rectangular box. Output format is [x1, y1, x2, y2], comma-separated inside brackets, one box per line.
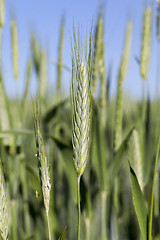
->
[0, 157, 10, 240]
[114, 77, 123, 151]
[99, 18, 107, 127]
[119, 21, 132, 82]
[32, 100, 51, 239]
[114, 21, 132, 151]
[157, 1, 160, 41]
[11, 20, 19, 80]
[0, 0, 5, 27]
[140, 7, 152, 80]
[57, 15, 65, 90]
[0, 72, 14, 148]
[0, 27, 2, 67]
[93, 14, 103, 93]
[31, 35, 40, 75]
[132, 129, 144, 191]
[22, 59, 33, 111]
[38, 50, 48, 100]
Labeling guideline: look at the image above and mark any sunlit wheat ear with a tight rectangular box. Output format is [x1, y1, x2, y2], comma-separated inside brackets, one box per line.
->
[32, 101, 51, 213]
[71, 30, 92, 178]
[140, 7, 152, 80]
[0, 157, 10, 240]
[11, 20, 19, 80]
[72, 61, 92, 177]
[0, 0, 5, 27]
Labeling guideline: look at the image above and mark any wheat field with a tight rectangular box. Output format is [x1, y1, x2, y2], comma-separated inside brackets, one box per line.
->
[0, 1, 160, 240]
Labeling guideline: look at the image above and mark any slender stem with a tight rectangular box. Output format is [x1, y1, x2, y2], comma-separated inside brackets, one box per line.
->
[101, 191, 108, 240]
[85, 218, 90, 240]
[77, 176, 81, 240]
[46, 210, 51, 240]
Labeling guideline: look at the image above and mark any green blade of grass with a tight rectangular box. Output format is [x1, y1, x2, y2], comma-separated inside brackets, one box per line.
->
[58, 226, 67, 240]
[129, 162, 148, 240]
[108, 128, 133, 186]
[148, 137, 160, 240]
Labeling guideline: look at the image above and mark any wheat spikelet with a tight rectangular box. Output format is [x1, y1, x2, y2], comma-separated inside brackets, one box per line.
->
[11, 20, 19, 80]
[140, 7, 152, 80]
[0, 157, 10, 240]
[0, 0, 5, 27]
[71, 30, 92, 178]
[33, 102, 51, 213]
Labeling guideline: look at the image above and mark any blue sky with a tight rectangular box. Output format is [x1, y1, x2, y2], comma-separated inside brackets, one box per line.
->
[1, 0, 159, 99]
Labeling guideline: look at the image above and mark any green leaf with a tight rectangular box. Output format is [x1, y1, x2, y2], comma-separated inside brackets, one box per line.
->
[148, 137, 160, 240]
[0, 129, 33, 138]
[108, 128, 133, 186]
[61, 148, 77, 203]
[129, 162, 148, 240]
[42, 98, 69, 124]
[58, 226, 67, 240]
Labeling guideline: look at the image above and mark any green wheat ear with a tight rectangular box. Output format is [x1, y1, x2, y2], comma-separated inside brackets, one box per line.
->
[157, 1, 160, 41]
[57, 15, 65, 90]
[32, 101, 51, 213]
[93, 14, 104, 93]
[71, 27, 92, 178]
[32, 100, 51, 239]
[11, 19, 19, 80]
[140, 7, 152, 80]
[0, 0, 5, 27]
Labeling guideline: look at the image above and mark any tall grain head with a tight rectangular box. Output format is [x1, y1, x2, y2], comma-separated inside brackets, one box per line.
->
[71, 28, 92, 178]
